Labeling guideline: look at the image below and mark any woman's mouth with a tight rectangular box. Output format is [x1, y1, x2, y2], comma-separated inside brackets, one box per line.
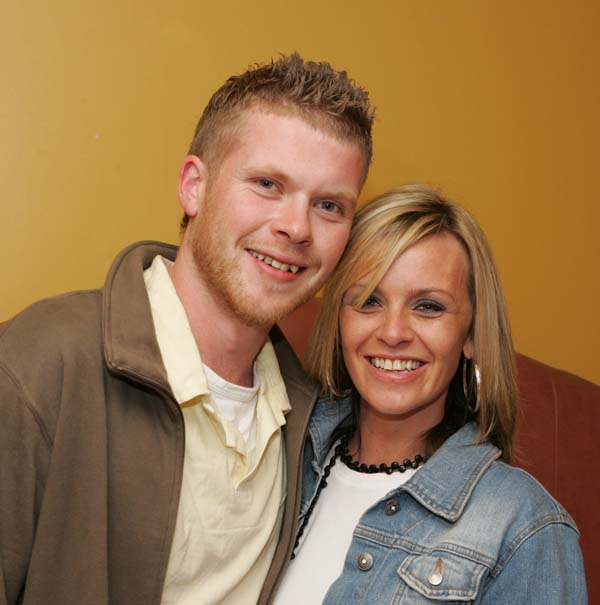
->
[369, 357, 424, 372]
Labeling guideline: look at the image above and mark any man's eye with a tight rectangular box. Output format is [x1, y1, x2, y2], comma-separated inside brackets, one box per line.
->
[318, 200, 340, 213]
[258, 178, 275, 189]
[415, 301, 445, 315]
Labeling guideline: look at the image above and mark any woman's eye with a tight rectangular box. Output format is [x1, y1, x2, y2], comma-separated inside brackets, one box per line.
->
[360, 295, 381, 309]
[415, 301, 445, 315]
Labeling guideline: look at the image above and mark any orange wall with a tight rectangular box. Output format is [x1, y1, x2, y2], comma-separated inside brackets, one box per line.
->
[2, 1, 599, 384]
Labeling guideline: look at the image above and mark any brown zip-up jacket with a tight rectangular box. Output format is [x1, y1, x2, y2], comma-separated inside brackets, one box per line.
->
[0, 241, 316, 605]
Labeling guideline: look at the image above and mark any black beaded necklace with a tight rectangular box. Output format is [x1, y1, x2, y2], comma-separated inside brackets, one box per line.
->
[290, 433, 426, 559]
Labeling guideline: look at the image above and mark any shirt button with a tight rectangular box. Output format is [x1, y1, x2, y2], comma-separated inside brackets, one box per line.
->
[357, 552, 374, 571]
[384, 499, 400, 515]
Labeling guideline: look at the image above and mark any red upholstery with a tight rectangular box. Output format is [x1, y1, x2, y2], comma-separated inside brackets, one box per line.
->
[279, 298, 600, 603]
[515, 355, 600, 602]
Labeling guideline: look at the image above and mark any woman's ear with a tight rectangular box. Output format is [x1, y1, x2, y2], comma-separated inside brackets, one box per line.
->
[178, 155, 207, 219]
[463, 337, 474, 360]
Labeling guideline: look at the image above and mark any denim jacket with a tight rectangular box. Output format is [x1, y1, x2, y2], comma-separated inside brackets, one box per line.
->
[299, 396, 587, 604]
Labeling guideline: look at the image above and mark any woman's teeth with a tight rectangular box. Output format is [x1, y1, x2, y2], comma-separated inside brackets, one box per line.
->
[370, 357, 423, 372]
[250, 250, 300, 273]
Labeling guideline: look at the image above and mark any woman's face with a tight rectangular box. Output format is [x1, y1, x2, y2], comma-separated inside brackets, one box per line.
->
[339, 232, 474, 428]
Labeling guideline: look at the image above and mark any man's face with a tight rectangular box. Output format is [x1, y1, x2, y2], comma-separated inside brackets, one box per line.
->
[186, 110, 366, 326]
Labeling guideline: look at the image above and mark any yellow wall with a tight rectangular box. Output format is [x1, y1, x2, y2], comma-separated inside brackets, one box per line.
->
[2, 1, 599, 385]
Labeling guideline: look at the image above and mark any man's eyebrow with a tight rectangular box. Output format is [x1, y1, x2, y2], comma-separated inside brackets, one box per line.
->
[240, 165, 289, 182]
[321, 189, 358, 206]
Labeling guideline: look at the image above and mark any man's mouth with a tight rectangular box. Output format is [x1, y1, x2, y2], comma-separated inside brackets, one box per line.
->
[249, 250, 302, 274]
[370, 357, 424, 372]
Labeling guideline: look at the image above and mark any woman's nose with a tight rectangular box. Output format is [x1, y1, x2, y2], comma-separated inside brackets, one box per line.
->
[377, 310, 414, 346]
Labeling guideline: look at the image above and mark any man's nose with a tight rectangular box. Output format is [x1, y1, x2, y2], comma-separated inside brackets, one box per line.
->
[271, 198, 313, 246]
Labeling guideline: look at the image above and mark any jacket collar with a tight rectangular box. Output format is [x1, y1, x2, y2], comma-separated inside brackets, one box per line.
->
[307, 394, 355, 461]
[308, 396, 501, 522]
[102, 240, 318, 406]
[401, 423, 501, 521]
[103, 241, 177, 394]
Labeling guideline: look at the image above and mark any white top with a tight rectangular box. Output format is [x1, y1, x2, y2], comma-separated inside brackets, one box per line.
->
[203, 362, 259, 461]
[274, 444, 417, 604]
[144, 255, 291, 605]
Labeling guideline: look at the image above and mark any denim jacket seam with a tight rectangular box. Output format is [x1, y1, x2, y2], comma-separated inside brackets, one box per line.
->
[307, 419, 325, 463]
[449, 446, 501, 515]
[495, 464, 580, 531]
[401, 446, 500, 520]
[398, 564, 485, 600]
[299, 442, 321, 520]
[354, 525, 497, 569]
[492, 514, 580, 577]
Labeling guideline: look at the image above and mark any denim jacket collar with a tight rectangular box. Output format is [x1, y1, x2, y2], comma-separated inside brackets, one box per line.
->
[307, 395, 502, 523]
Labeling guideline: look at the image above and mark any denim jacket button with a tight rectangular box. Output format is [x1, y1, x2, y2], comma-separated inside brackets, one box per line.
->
[357, 552, 374, 571]
[428, 557, 444, 585]
[384, 499, 400, 515]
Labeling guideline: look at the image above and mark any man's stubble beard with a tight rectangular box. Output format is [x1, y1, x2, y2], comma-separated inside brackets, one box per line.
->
[190, 203, 322, 328]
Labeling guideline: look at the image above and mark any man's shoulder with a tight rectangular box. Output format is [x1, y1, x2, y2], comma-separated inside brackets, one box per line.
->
[0, 289, 104, 365]
[0, 289, 102, 342]
[0, 240, 175, 356]
[0, 291, 107, 435]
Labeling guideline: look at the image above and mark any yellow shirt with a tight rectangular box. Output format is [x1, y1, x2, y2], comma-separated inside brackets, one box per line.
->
[144, 255, 291, 605]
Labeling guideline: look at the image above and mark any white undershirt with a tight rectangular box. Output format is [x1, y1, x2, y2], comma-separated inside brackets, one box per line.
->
[274, 443, 417, 605]
[203, 362, 259, 461]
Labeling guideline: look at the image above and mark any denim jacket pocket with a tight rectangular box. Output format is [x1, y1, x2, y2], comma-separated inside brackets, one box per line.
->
[397, 552, 487, 602]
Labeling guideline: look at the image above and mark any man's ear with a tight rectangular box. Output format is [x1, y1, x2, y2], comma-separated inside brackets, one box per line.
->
[178, 155, 207, 219]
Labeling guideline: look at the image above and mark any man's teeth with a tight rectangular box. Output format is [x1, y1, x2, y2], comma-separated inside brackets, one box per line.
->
[250, 251, 299, 273]
[370, 357, 423, 372]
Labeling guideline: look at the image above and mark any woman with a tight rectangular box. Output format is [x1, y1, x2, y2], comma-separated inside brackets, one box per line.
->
[275, 185, 586, 604]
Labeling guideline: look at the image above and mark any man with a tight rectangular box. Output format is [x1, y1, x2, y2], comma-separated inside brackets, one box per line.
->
[0, 54, 373, 604]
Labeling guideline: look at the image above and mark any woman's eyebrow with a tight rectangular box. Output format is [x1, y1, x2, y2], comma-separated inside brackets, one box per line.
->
[406, 287, 453, 297]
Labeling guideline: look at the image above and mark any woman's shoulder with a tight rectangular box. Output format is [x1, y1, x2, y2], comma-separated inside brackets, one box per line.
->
[421, 423, 578, 533]
[408, 424, 579, 546]
[404, 432, 582, 588]
[474, 458, 578, 533]
[463, 460, 584, 599]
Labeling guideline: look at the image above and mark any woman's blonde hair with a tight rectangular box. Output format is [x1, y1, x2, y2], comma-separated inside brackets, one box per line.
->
[306, 185, 518, 462]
